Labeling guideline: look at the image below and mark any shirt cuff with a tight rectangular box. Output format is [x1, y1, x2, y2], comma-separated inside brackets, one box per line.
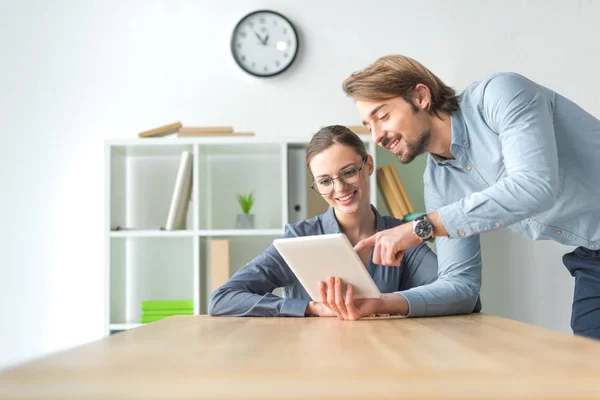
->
[280, 298, 310, 317]
[437, 203, 471, 239]
[399, 291, 427, 317]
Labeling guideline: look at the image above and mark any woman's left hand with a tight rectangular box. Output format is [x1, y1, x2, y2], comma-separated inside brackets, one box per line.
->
[319, 277, 383, 321]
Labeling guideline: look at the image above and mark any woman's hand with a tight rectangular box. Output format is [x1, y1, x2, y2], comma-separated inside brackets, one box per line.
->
[305, 301, 337, 317]
[319, 277, 382, 320]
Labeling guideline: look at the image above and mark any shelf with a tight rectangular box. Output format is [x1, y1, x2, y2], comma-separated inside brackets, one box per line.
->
[109, 237, 195, 325]
[109, 229, 284, 237]
[109, 230, 197, 238]
[198, 229, 283, 237]
[197, 145, 283, 230]
[109, 323, 143, 331]
[109, 145, 194, 230]
[106, 136, 290, 147]
[105, 136, 381, 334]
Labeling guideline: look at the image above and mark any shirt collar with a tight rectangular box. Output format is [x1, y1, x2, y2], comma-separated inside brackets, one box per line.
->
[431, 106, 470, 165]
[320, 205, 386, 234]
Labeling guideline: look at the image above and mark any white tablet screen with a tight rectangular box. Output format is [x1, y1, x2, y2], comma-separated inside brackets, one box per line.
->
[273, 233, 381, 300]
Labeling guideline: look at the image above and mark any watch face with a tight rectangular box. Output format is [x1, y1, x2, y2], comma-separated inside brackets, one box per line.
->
[231, 10, 299, 77]
[415, 219, 433, 239]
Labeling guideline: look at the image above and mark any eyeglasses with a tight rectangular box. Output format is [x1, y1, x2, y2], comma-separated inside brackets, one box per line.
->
[311, 157, 367, 195]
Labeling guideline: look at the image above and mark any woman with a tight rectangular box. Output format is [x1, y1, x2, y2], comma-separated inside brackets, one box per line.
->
[208, 125, 438, 320]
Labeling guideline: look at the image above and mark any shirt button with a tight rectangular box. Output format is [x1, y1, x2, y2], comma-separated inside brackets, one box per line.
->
[525, 218, 531, 223]
[458, 230, 466, 237]
[463, 140, 468, 145]
[590, 244, 597, 249]
[555, 230, 562, 235]
[466, 165, 472, 171]
[495, 222, 501, 228]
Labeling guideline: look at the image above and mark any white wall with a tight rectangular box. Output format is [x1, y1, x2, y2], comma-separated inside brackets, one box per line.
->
[1, 0, 598, 368]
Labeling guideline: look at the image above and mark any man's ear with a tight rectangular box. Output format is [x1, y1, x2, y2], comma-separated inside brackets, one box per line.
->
[413, 83, 431, 111]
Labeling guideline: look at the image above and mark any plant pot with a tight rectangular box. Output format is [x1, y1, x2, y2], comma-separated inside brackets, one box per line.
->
[236, 213, 255, 229]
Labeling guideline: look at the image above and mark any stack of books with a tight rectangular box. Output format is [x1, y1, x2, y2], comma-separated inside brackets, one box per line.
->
[376, 164, 423, 222]
[141, 300, 194, 323]
[138, 121, 254, 138]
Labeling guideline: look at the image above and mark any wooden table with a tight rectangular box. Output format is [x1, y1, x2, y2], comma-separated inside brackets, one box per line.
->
[1, 314, 600, 399]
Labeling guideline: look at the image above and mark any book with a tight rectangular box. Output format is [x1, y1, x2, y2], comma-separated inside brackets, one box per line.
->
[377, 167, 404, 219]
[386, 165, 415, 214]
[346, 125, 370, 134]
[210, 239, 230, 292]
[382, 165, 409, 217]
[165, 151, 193, 230]
[138, 121, 182, 138]
[177, 128, 254, 137]
[141, 300, 194, 311]
[142, 309, 194, 316]
[178, 126, 233, 134]
[383, 166, 408, 218]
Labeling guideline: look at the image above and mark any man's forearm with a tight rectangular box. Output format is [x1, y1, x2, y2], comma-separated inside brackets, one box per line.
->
[427, 211, 449, 237]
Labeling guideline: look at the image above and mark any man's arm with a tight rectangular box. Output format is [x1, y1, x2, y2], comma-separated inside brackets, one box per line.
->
[438, 72, 560, 239]
[399, 185, 482, 317]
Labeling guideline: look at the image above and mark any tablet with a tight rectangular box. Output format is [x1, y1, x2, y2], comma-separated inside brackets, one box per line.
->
[273, 233, 381, 301]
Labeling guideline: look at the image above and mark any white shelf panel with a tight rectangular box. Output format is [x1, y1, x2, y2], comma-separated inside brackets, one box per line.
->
[109, 229, 284, 237]
[110, 143, 193, 157]
[106, 136, 339, 147]
[198, 229, 283, 237]
[109, 323, 143, 331]
[110, 230, 197, 238]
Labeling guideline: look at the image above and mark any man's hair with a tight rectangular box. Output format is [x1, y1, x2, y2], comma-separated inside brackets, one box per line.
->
[342, 55, 459, 117]
[306, 125, 368, 173]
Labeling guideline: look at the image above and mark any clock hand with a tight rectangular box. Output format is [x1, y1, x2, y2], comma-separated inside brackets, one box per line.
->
[262, 34, 269, 45]
[254, 31, 265, 45]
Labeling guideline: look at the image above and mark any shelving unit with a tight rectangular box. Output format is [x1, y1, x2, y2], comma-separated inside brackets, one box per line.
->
[105, 136, 378, 334]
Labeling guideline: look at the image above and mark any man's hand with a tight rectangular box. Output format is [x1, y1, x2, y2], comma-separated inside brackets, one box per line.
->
[354, 223, 420, 266]
[319, 277, 382, 321]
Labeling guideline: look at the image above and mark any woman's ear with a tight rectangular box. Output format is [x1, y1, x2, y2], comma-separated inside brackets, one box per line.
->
[367, 154, 375, 175]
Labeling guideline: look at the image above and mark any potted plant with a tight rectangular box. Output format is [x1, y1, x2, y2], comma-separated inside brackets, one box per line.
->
[236, 192, 255, 229]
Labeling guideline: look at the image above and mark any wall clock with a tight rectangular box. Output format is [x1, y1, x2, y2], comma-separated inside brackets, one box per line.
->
[231, 10, 299, 77]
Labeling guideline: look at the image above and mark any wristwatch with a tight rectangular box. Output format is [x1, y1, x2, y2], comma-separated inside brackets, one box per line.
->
[413, 214, 435, 243]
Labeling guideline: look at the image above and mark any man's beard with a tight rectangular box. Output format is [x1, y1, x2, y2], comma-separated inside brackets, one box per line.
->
[395, 130, 431, 164]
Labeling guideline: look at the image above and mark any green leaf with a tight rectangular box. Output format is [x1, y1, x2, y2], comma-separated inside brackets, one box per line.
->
[237, 192, 254, 214]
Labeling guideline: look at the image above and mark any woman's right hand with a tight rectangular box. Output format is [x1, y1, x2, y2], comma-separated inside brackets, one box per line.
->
[305, 301, 337, 317]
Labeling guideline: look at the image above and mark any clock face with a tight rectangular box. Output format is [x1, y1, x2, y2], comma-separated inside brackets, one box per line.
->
[231, 10, 299, 77]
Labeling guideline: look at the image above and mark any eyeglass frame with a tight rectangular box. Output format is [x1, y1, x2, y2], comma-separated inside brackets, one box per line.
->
[310, 156, 368, 195]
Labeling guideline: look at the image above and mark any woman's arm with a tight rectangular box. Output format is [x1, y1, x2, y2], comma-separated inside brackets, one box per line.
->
[208, 227, 310, 317]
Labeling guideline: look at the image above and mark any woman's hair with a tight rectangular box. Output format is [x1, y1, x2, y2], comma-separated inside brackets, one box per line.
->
[342, 54, 459, 117]
[306, 125, 368, 173]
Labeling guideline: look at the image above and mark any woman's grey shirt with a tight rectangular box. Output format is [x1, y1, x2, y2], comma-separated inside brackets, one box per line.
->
[208, 206, 440, 317]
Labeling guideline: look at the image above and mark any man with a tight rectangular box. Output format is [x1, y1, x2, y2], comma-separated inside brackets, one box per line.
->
[346, 55, 600, 339]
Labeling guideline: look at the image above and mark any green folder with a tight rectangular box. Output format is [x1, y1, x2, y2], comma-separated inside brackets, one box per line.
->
[141, 314, 170, 323]
[141, 300, 194, 311]
[142, 309, 194, 316]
